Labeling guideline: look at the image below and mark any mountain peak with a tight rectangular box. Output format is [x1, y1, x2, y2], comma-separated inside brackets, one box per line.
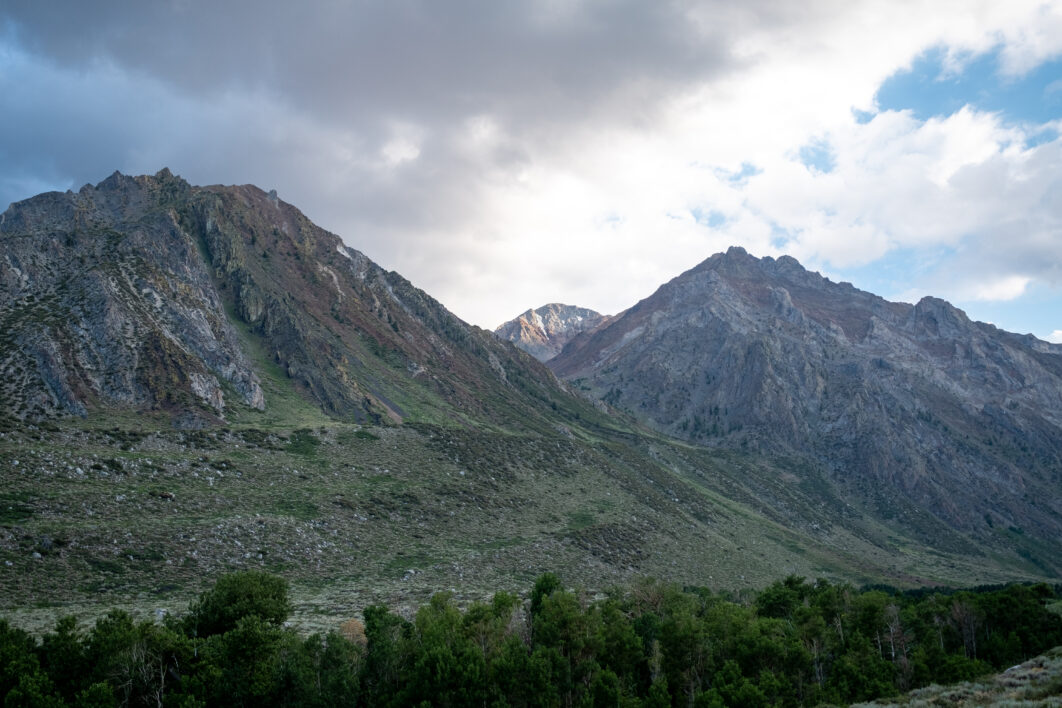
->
[705, 247, 814, 280]
[96, 169, 130, 189]
[1, 170, 590, 431]
[705, 245, 755, 269]
[551, 248, 1062, 561]
[906, 295, 971, 338]
[495, 303, 608, 362]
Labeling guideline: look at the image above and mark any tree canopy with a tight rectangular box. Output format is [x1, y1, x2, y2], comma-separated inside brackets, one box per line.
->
[2, 572, 1060, 706]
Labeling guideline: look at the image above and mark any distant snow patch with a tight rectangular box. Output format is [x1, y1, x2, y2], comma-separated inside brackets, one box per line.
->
[532, 310, 545, 331]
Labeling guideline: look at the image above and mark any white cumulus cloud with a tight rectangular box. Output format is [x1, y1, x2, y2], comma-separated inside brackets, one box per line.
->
[1, 0, 1061, 329]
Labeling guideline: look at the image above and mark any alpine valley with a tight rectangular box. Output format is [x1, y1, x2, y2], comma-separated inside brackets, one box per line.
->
[2, 170, 1060, 632]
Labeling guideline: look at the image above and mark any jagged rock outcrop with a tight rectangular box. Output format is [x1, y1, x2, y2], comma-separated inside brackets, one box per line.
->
[0, 170, 263, 423]
[551, 247, 1062, 557]
[494, 303, 608, 361]
[0, 170, 591, 430]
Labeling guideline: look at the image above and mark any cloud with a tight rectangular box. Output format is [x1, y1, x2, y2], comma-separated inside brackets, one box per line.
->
[1, 1, 736, 135]
[750, 107, 1059, 266]
[961, 275, 1033, 302]
[1, 1, 1061, 330]
[1049, 330, 1062, 343]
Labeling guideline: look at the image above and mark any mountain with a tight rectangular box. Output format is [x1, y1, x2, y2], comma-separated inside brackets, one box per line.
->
[0, 169, 596, 432]
[494, 303, 608, 361]
[1, 175, 1059, 625]
[551, 246, 1062, 569]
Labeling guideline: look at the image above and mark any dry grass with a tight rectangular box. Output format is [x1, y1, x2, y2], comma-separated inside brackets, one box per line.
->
[0, 420, 1055, 636]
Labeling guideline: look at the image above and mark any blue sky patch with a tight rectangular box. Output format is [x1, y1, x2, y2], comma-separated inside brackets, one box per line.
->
[689, 207, 726, 228]
[714, 162, 762, 185]
[956, 283, 1062, 341]
[1022, 124, 1060, 148]
[876, 45, 1062, 126]
[797, 139, 835, 173]
[822, 246, 951, 302]
[821, 247, 1061, 341]
[851, 108, 875, 124]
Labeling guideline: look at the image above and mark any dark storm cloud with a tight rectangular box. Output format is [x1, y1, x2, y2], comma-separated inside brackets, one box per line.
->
[0, 0, 754, 276]
[2, 0, 740, 137]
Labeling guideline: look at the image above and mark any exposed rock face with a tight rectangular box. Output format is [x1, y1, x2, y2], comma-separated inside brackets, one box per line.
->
[0, 170, 586, 429]
[495, 304, 608, 361]
[551, 247, 1062, 553]
[0, 170, 263, 421]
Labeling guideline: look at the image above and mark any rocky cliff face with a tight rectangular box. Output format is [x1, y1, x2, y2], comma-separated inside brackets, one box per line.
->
[0, 170, 592, 430]
[494, 303, 608, 361]
[0, 171, 264, 424]
[551, 247, 1062, 557]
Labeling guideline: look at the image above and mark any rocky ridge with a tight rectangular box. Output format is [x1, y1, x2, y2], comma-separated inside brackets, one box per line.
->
[551, 247, 1062, 566]
[0, 171, 264, 423]
[0, 170, 594, 431]
[494, 303, 608, 361]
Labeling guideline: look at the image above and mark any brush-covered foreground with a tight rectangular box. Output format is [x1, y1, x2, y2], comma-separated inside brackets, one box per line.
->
[854, 648, 1062, 707]
[2, 571, 1061, 707]
[2, 418, 1056, 637]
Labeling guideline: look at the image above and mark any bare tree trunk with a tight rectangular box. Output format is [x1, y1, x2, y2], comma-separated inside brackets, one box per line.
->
[950, 600, 980, 659]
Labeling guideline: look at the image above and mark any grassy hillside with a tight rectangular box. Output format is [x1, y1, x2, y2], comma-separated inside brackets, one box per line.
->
[1, 415, 1053, 635]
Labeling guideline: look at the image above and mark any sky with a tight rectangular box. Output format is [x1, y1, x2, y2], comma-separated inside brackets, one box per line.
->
[2, 2, 1061, 341]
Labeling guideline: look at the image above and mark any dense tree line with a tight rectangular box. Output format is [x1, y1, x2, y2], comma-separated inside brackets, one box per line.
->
[1, 571, 1060, 706]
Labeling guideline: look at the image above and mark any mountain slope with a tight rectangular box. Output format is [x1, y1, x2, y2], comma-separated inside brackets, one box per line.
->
[1, 178, 1058, 626]
[0, 169, 600, 433]
[551, 247, 1062, 569]
[494, 304, 608, 361]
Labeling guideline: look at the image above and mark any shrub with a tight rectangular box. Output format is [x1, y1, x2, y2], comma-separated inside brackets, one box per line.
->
[186, 571, 292, 637]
